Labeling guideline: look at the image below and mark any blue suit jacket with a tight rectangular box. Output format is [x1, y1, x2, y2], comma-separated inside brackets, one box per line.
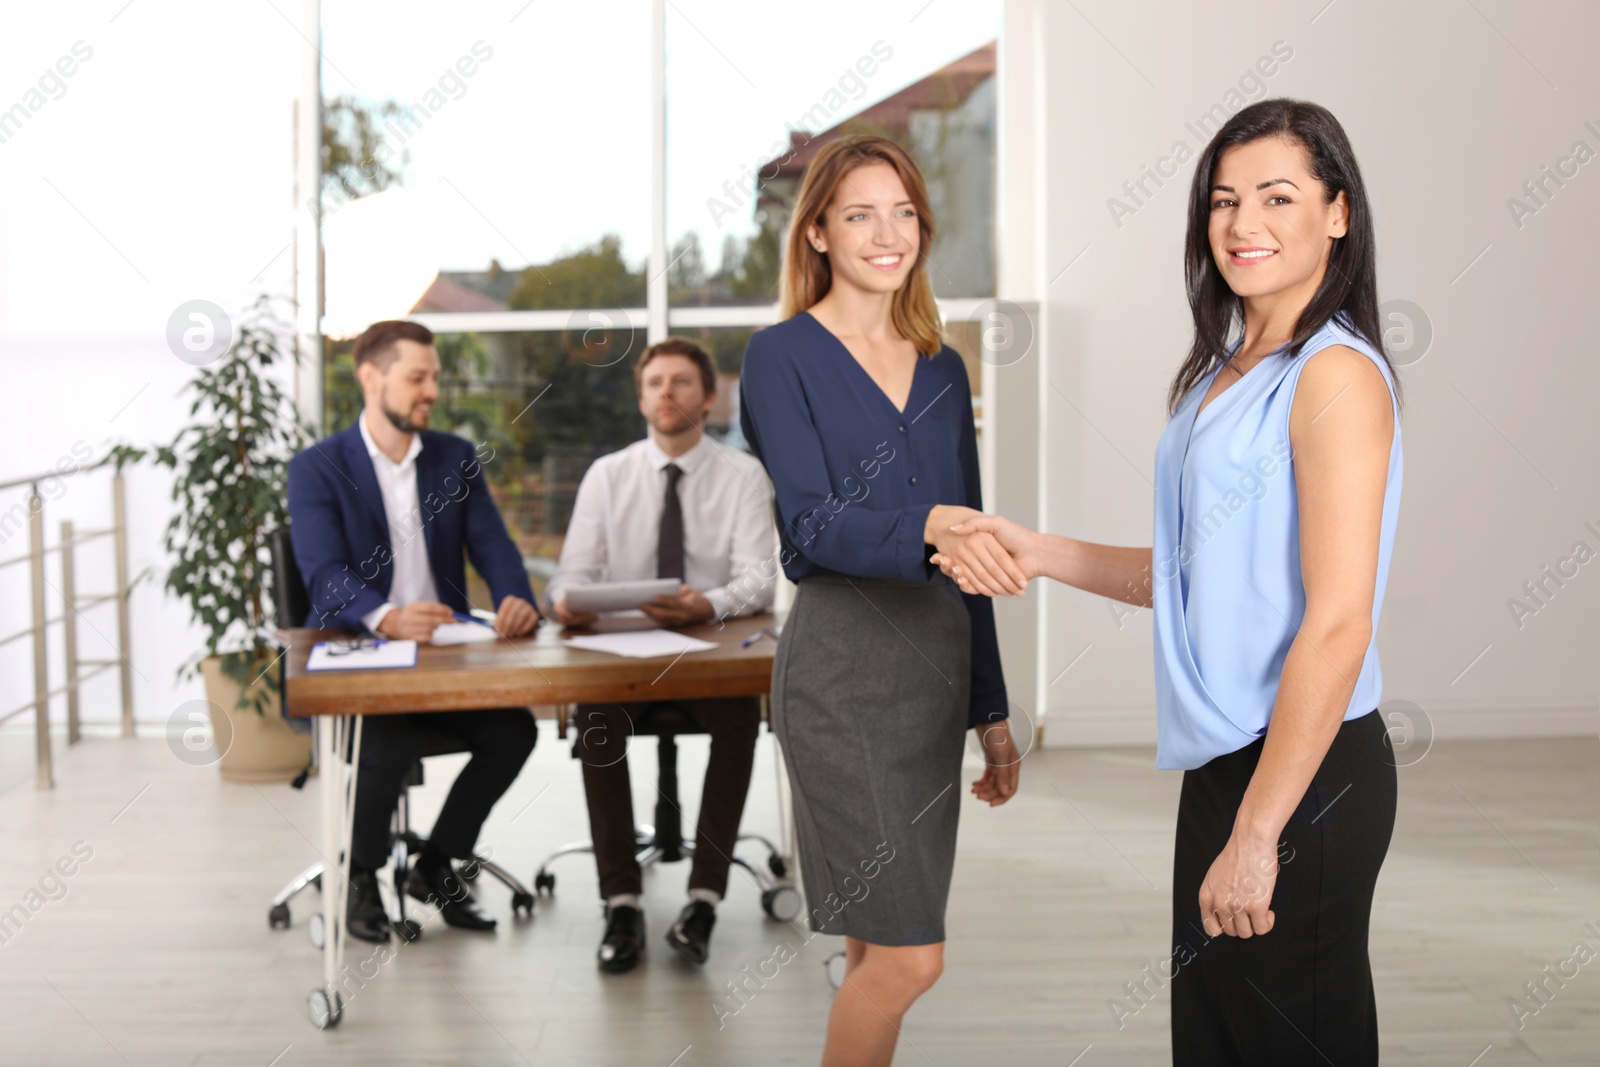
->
[286, 421, 536, 632]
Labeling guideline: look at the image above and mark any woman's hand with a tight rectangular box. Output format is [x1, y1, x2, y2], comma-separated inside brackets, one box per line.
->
[971, 718, 1021, 806]
[931, 512, 1039, 596]
[926, 506, 1028, 597]
[1198, 830, 1283, 938]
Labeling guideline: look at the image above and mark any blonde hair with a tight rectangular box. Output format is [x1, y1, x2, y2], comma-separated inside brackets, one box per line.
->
[778, 135, 944, 356]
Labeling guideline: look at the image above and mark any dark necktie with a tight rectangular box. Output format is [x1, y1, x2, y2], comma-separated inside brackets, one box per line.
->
[657, 463, 685, 581]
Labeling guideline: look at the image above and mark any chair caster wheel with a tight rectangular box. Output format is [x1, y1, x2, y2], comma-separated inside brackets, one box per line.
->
[395, 919, 423, 942]
[307, 987, 344, 1029]
[761, 885, 802, 923]
[269, 903, 291, 929]
[534, 871, 555, 895]
[308, 912, 326, 950]
[824, 951, 846, 990]
[512, 891, 535, 917]
[767, 854, 788, 879]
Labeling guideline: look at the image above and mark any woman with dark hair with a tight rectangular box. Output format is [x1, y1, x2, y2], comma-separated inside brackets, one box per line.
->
[738, 133, 1025, 1065]
[937, 99, 1403, 1065]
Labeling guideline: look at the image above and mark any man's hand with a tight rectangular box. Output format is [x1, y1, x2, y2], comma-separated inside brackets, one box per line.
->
[492, 595, 540, 638]
[375, 601, 454, 643]
[639, 584, 715, 627]
[550, 597, 599, 629]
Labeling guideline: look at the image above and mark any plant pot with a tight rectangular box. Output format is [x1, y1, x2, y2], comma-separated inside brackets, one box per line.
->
[200, 655, 312, 782]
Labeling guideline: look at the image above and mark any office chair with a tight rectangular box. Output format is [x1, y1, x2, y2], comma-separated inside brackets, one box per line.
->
[532, 700, 802, 923]
[264, 522, 536, 944]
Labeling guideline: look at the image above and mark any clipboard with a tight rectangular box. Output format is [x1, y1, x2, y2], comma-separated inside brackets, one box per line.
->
[305, 638, 419, 671]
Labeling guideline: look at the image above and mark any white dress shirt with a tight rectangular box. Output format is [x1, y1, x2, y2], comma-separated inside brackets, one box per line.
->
[356, 410, 441, 634]
[548, 433, 777, 621]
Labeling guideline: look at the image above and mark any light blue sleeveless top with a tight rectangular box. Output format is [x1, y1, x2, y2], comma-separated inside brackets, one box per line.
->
[1151, 315, 1403, 771]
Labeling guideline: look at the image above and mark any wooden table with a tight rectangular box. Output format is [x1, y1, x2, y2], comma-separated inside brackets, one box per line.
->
[284, 612, 780, 717]
[278, 613, 781, 1029]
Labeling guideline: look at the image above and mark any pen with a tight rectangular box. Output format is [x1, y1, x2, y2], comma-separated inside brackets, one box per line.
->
[741, 628, 778, 648]
[453, 612, 495, 627]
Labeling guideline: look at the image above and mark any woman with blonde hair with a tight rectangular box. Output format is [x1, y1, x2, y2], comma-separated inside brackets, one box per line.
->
[738, 134, 1025, 1065]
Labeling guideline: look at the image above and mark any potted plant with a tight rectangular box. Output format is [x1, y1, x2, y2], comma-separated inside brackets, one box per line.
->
[137, 295, 315, 780]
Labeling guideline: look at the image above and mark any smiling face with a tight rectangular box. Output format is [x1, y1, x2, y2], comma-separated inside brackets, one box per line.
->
[1208, 136, 1348, 305]
[807, 162, 922, 299]
[360, 339, 440, 432]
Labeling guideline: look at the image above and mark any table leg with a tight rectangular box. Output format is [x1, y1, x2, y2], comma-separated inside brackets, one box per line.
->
[337, 716, 363, 991]
[313, 714, 340, 1024]
[309, 713, 362, 1029]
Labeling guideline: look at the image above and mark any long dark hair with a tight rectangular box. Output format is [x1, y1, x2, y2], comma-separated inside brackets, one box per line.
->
[1167, 99, 1400, 415]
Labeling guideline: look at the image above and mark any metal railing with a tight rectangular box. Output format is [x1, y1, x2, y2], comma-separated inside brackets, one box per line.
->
[0, 465, 135, 789]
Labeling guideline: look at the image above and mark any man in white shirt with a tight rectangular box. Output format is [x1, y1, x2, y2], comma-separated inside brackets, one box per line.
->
[288, 320, 540, 944]
[546, 337, 776, 973]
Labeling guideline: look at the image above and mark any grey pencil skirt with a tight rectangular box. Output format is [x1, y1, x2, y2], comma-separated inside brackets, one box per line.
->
[771, 572, 971, 946]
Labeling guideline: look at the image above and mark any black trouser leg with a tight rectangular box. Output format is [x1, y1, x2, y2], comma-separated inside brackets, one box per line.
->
[574, 699, 761, 900]
[1170, 709, 1396, 1067]
[351, 715, 420, 872]
[420, 708, 537, 861]
[349, 708, 536, 870]
[681, 697, 761, 898]
[575, 703, 644, 899]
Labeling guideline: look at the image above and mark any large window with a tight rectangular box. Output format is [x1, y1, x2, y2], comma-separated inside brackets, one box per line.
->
[314, 1, 1002, 600]
[666, 1, 1000, 310]
[316, 2, 651, 337]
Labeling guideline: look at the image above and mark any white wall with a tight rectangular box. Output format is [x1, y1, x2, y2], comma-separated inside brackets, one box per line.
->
[1003, 0, 1599, 745]
[0, 2, 302, 731]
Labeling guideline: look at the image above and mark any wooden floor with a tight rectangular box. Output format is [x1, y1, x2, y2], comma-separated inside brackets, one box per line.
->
[0, 725, 1594, 1066]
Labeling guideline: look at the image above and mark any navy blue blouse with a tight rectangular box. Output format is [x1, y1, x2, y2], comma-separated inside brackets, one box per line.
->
[738, 311, 1008, 727]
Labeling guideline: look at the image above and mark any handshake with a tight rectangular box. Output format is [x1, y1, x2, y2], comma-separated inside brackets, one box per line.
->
[926, 505, 1039, 598]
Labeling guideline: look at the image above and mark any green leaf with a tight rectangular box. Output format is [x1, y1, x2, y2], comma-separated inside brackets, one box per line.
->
[122, 294, 302, 671]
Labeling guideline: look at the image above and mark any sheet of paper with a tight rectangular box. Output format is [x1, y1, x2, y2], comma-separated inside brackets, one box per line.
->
[564, 579, 682, 615]
[429, 622, 500, 646]
[305, 639, 418, 671]
[562, 629, 719, 659]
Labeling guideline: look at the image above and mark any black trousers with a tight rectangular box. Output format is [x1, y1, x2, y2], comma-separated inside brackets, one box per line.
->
[573, 698, 761, 900]
[1170, 709, 1396, 1067]
[350, 708, 537, 872]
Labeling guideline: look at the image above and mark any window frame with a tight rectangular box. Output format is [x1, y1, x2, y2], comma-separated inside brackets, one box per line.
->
[298, 0, 1003, 409]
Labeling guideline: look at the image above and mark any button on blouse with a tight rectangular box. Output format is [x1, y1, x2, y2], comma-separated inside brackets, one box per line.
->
[738, 312, 1008, 726]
